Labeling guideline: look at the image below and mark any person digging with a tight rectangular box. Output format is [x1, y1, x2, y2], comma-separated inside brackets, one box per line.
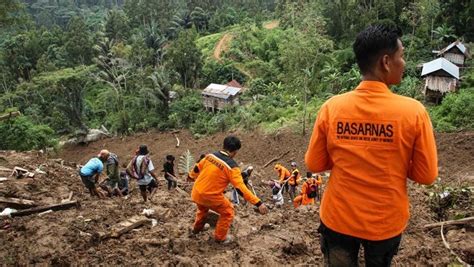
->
[190, 136, 268, 244]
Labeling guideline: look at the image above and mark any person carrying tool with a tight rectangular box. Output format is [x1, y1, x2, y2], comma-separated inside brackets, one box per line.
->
[293, 172, 318, 208]
[274, 163, 291, 197]
[163, 155, 178, 190]
[191, 136, 268, 244]
[79, 149, 110, 198]
[305, 23, 437, 266]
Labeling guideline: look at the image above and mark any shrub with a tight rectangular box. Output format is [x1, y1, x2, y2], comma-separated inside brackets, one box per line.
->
[429, 89, 474, 131]
[0, 116, 57, 151]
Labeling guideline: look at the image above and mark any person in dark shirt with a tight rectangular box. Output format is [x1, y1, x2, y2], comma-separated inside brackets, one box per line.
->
[163, 155, 178, 190]
[232, 166, 254, 204]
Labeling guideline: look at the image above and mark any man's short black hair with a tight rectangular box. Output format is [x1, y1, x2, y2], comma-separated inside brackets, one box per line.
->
[223, 135, 241, 152]
[353, 23, 402, 74]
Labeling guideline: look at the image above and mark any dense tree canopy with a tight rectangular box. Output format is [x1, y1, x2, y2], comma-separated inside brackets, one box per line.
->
[0, 0, 472, 150]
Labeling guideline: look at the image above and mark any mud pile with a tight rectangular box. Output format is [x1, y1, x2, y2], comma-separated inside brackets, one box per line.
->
[0, 130, 472, 265]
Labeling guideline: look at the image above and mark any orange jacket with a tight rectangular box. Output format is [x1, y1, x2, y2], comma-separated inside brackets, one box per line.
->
[191, 151, 261, 207]
[289, 168, 302, 186]
[305, 81, 438, 241]
[188, 156, 206, 181]
[275, 164, 291, 184]
[300, 178, 317, 205]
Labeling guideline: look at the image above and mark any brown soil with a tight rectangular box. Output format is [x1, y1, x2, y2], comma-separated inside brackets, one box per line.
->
[213, 33, 233, 61]
[263, 20, 279, 30]
[0, 130, 473, 265]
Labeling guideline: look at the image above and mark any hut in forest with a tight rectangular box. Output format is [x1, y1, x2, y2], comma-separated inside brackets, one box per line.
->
[421, 57, 459, 103]
[202, 80, 243, 111]
[437, 41, 470, 67]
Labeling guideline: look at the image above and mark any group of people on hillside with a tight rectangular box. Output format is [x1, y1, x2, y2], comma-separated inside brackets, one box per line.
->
[78, 23, 439, 266]
[78, 145, 180, 202]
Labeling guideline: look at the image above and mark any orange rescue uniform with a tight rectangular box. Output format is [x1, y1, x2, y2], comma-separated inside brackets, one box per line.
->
[275, 164, 291, 184]
[293, 178, 317, 208]
[305, 81, 438, 241]
[191, 151, 262, 241]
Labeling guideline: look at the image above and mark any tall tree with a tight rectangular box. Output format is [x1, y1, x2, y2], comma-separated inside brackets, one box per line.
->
[65, 16, 94, 65]
[105, 9, 131, 42]
[166, 29, 203, 88]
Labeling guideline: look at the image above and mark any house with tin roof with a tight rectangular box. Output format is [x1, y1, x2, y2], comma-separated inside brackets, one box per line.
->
[202, 80, 243, 111]
[421, 57, 460, 103]
[437, 41, 470, 66]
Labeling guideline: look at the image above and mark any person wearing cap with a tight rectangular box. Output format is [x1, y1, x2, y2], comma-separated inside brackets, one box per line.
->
[126, 145, 158, 202]
[79, 150, 110, 198]
[191, 136, 268, 244]
[305, 24, 437, 265]
[163, 155, 178, 190]
[232, 166, 254, 204]
[288, 162, 302, 201]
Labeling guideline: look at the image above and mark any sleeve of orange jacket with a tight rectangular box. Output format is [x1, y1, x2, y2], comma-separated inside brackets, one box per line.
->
[229, 168, 262, 206]
[408, 108, 438, 185]
[305, 104, 333, 172]
[278, 170, 285, 183]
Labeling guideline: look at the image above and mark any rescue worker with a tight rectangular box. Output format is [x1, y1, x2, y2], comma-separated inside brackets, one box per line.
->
[191, 136, 268, 243]
[274, 163, 291, 197]
[102, 152, 122, 197]
[288, 162, 302, 201]
[305, 23, 437, 266]
[79, 150, 109, 198]
[293, 172, 318, 208]
[313, 173, 323, 200]
[187, 154, 206, 182]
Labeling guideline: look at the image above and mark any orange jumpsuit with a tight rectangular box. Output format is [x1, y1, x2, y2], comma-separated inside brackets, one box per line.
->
[305, 81, 438, 241]
[274, 164, 291, 183]
[191, 151, 261, 241]
[293, 178, 317, 208]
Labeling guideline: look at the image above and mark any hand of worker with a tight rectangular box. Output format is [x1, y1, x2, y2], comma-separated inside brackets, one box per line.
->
[258, 203, 268, 215]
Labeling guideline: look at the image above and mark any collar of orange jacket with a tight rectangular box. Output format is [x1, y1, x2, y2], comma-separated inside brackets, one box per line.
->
[220, 150, 230, 157]
[356, 81, 391, 93]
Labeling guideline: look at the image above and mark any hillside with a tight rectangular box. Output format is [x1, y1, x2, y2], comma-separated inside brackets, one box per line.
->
[0, 130, 472, 265]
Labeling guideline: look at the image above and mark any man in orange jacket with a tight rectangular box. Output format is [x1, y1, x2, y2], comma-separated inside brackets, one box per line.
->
[293, 172, 318, 208]
[191, 136, 268, 243]
[274, 163, 291, 198]
[305, 24, 437, 266]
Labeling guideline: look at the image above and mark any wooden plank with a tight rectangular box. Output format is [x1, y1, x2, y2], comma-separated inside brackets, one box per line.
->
[0, 196, 36, 208]
[10, 200, 79, 217]
[263, 150, 290, 168]
[93, 215, 150, 242]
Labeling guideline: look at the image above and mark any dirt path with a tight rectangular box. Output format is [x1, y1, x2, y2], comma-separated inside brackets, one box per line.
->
[213, 33, 233, 61]
[263, 20, 279, 30]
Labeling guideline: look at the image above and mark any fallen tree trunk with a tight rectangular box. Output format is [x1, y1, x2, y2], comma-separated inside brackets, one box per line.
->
[0, 197, 36, 208]
[10, 200, 80, 217]
[424, 216, 474, 229]
[0, 111, 21, 121]
[263, 150, 290, 168]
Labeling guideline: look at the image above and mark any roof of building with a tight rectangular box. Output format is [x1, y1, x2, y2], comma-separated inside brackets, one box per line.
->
[226, 79, 243, 88]
[421, 58, 459, 79]
[437, 41, 469, 57]
[202, 83, 242, 99]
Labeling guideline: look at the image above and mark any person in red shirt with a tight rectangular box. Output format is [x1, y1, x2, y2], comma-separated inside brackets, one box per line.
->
[305, 23, 438, 266]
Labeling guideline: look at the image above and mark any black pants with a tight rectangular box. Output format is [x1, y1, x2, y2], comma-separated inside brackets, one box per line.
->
[165, 176, 177, 190]
[319, 222, 401, 267]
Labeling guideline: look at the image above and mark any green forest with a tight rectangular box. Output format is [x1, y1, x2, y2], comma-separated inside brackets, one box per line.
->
[0, 0, 473, 150]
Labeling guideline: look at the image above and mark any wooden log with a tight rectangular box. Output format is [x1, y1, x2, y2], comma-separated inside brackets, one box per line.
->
[0, 196, 36, 208]
[10, 200, 79, 217]
[424, 216, 474, 229]
[263, 150, 290, 168]
[93, 215, 150, 242]
[174, 133, 180, 148]
[0, 167, 13, 173]
[0, 111, 21, 121]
